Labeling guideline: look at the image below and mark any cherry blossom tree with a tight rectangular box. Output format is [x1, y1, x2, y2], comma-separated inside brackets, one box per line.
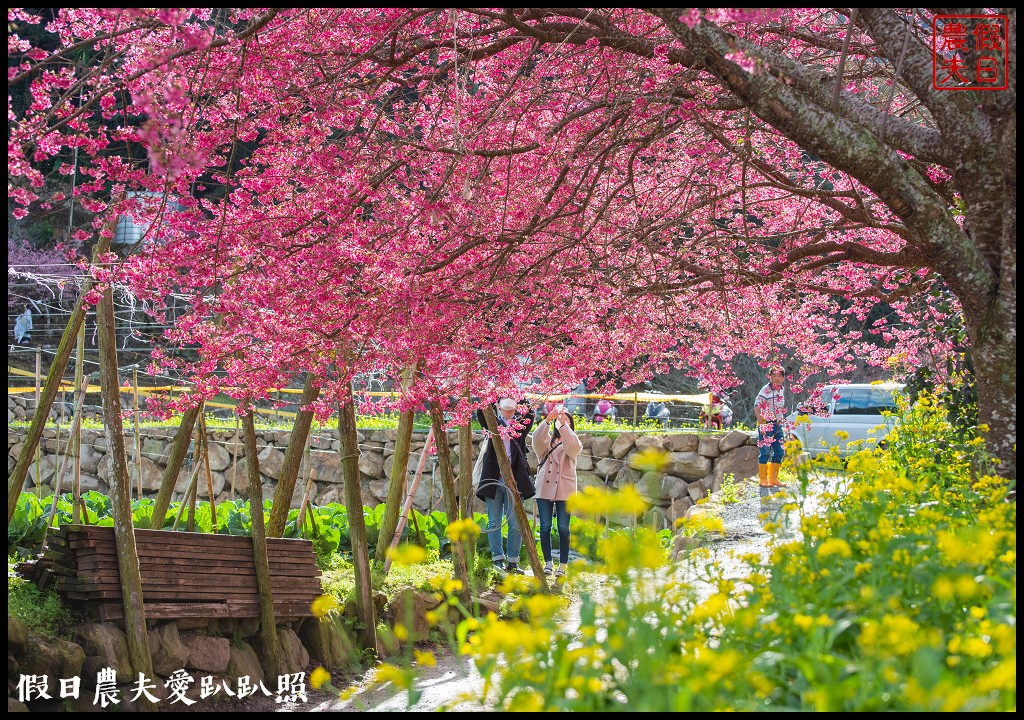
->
[8, 7, 1014, 480]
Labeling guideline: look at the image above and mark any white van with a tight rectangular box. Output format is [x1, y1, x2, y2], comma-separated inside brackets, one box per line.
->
[787, 383, 905, 458]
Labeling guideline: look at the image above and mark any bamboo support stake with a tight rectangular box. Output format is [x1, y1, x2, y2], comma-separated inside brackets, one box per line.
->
[383, 426, 434, 574]
[34, 347, 41, 498]
[73, 323, 84, 524]
[171, 463, 202, 531]
[458, 387, 475, 571]
[45, 376, 89, 529]
[242, 412, 282, 680]
[230, 415, 240, 500]
[133, 367, 142, 501]
[296, 469, 315, 533]
[198, 409, 218, 532]
[186, 421, 200, 533]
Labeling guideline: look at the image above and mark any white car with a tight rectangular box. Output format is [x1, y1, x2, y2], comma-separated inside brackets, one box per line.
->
[787, 383, 906, 458]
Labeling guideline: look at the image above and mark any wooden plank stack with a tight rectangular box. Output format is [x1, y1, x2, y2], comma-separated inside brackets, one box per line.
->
[41, 525, 325, 621]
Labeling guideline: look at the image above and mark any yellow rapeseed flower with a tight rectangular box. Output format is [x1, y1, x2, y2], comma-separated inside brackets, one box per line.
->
[933, 577, 954, 598]
[976, 657, 1016, 693]
[630, 446, 671, 472]
[414, 650, 436, 667]
[817, 538, 852, 559]
[373, 663, 413, 690]
[793, 613, 814, 631]
[311, 594, 341, 618]
[388, 543, 428, 566]
[310, 666, 331, 690]
[446, 518, 482, 542]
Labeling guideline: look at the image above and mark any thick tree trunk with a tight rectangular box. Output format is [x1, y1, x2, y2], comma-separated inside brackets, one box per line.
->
[150, 406, 201, 529]
[480, 406, 549, 591]
[96, 282, 155, 705]
[428, 403, 472, 609]
[242, 413, 282, 680]
[8, 235, 110, 527]
[268, 372, 320, 537]
[966, 279, 1017, 481]
[338, 382, 377, 651]
[374, 364, 417, 565]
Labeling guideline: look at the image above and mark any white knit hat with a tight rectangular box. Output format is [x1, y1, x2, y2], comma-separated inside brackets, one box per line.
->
[498, 398, 517, 411]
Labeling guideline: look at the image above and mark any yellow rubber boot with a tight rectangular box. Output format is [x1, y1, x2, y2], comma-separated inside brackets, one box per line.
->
[758, 464, 770, 486]
[768, 462, 785, 486]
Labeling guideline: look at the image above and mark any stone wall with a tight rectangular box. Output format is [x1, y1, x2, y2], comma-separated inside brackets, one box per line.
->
[8, 396, 759, 528]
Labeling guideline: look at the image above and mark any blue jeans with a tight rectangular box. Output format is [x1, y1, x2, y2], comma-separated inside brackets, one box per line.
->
[484, 485, 522, 563]
[537, 499, 570, 564]
[758, 421, 785, 464]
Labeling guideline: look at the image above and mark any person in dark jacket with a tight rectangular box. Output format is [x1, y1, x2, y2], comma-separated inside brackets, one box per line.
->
[475, 398, 535, 573]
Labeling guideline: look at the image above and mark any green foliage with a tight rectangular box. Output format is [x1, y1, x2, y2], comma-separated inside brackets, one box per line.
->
[718, 473, 740, 503]
[8, 575, 74, 640]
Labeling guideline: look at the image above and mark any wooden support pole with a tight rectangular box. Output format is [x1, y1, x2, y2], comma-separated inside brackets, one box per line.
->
[374, 363, 418, 565]
[383, 426, 434, 575]
[149, 405, 201, 530]
[296, 470, 315, 534]
[34, 346, 42, 498]
[481, 405, 549, 592]
[95, 275, 155, 705]
[186, 421, 200, 533]
[46, 377, 89, 529]
[73, 323, 84, 525]
[8, 232, 110, 527]
[230, 415, 240, 501]
[242, 412, 282, 681]
[268, 372, 320, 537]
[198, 409, 218, 532]
[458, 411, 476, 572]
[171, 461, 202, 532]
[428, 403, 471, 610]
[133, 367, 142, 502]
[338, 380, 377, 651]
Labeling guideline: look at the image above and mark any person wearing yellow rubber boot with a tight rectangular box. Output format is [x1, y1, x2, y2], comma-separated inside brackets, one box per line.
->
[755, 366, 788, 489]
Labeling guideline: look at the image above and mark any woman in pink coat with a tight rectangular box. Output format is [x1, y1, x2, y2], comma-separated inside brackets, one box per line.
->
[532, 406, 582, 577]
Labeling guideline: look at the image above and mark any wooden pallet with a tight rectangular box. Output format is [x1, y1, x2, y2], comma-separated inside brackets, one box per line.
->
[40, 525, 325, 621]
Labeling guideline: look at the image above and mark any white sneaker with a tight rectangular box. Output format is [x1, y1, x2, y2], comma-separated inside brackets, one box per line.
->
[543, 561, 553, 574]
[555, 566, 566, 578]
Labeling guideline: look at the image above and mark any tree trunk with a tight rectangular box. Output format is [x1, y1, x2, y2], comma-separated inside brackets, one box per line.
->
[428, 403, 472, 609]
[242, 413, 282, 680]
[268, 372, 320, 537]
[96, 281, 155, 705]
[338, 382, 377, 651]
[150, 406, 201, 529]
[8, 234, 111, 527]
[374, 364, 418, 565]
[458, 413, 476, 571]
[480, 406, 549, 592]
[966, 279, 1017, 481]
